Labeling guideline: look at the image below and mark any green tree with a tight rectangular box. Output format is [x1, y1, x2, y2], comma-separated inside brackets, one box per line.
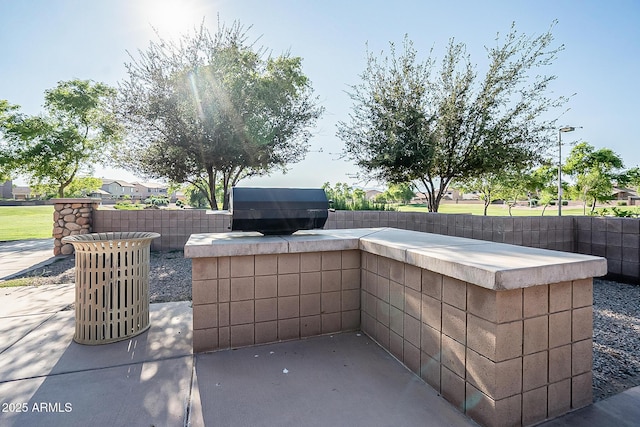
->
[528, 163, 558, 215]
[564, 142, 625, 214]
[338, 23, 566, 212]
[322, 182, 353, 210]
[458, 173, 503, 216]
[387, 183, 415, 204]
[31, 176, 102, 199]
[379, 183, 415, 204]
[492, 170, 535, 216]
[460, 168, 535, 216]
[622, 166, 640, 189]
[322, 182, 392, 211]
[0, 80, 120, 198]
[117, 22, 323, 210]
[0, 168, 9, 185]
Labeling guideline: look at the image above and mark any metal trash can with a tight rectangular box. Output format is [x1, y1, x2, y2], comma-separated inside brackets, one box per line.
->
[62, 232, 160, 345]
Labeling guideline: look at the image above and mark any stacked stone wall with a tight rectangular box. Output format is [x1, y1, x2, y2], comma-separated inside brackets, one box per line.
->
[51, 198, 101, 255]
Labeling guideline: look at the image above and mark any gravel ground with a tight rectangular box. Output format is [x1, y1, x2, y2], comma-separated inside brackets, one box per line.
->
[13, 251, 192, 303]
[593, 279, 640, 401]
[11, 254, 640, 402]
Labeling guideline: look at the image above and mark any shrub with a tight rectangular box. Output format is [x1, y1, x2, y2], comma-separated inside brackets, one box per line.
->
[144, 195, 169, 206]
[617, 201, 627, 206]
[591, 207, 639, 218]
[611, 207, 635, 217]
[323, 182, 396, 211]
[114, 200, 144, 210]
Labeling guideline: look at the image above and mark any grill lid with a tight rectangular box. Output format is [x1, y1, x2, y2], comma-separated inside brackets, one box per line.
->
[230, 187, 329, 235]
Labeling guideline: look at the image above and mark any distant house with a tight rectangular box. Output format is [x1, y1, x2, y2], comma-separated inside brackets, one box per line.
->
[365, 189, 383, 200]
[414, 188, 464, 201]
[411, 188, 480, 203]
[133, 182, 168, 200]
[461, 190, 480, 200]
[88, 188, 111, 198]
[101, 179, 136, 199]
[12, 186, 32, 200]
[612, 187, 638, 200]
[0, 180, 12, 199]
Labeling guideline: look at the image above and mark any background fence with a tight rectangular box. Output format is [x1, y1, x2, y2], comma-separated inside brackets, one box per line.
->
[91, 209, 639, 284]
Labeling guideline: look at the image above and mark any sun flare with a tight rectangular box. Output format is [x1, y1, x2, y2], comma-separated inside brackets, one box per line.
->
[137, 0, 210, 39]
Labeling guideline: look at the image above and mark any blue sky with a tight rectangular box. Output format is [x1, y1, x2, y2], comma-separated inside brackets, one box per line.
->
[1, 0, 639, 188]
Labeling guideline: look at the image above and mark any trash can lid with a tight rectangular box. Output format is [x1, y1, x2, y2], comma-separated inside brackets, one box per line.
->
[62, 232, 160, 244]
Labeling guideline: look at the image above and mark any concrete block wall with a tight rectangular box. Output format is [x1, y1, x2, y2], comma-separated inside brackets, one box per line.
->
[325, 211, 574, 252]
[187, 229, 604, 427]
[92, 209, 230, 251]
[92, 210, 574, 253]
[89, 208, 638, 283]
[574, 216, 640, 281]
[360, 251, 594, 427]
[191, 250, 362, 353]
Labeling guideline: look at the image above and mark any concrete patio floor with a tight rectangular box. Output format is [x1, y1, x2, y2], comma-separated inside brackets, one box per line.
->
[1, 282, 639, 426]
[0, 284, 475, 427]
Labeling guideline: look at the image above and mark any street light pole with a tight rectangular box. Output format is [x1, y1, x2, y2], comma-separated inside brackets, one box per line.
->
[558, 126, 576, 216]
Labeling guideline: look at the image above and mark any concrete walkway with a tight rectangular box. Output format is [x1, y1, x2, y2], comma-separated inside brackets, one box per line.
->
[1, 240, 639, 426]
[0, 239, 59, 281]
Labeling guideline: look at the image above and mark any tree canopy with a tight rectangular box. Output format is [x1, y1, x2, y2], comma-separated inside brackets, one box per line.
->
[375, 183, 415, 204]
[337, 23, 567, 212]
[116, 22, 323, 209]
[528, 163, 559, 215]
[0, 80, 120, 197]
[564, 142, 625, 214]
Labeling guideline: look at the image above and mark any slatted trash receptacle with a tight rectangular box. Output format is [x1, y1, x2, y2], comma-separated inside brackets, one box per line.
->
[62, 232, 160, 345]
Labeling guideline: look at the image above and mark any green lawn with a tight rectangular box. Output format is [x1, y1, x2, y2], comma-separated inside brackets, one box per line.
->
[397, 203, 639, 217]
[0, 203, 635, 243]
[0, 205, 54, 241]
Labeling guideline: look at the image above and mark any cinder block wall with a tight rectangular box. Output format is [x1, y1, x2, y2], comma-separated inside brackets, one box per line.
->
[360, 251, 594, 426]
[91, 209, 639, 283]
[325, 211, 574, 252]
[574, 216, 640, 282]
[92, 209, 230, 251]
[191, 250, 361, 353]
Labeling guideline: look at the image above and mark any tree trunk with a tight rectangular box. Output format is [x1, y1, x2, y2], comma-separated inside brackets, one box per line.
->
[419, 178, 445, 213]
[223, 166, 245, 210]
[430, 178, 451, 213]
[432, 192, 444, 213]
[207, 167, 217, 210]
[58, 163, 78, 198]
[222, 170, 232, 210]
[427, 190, 439, 212]
[58, 177, 72, 198]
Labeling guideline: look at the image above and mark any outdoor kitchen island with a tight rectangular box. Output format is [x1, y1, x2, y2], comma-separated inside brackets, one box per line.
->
[185, 227, 607, 427]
